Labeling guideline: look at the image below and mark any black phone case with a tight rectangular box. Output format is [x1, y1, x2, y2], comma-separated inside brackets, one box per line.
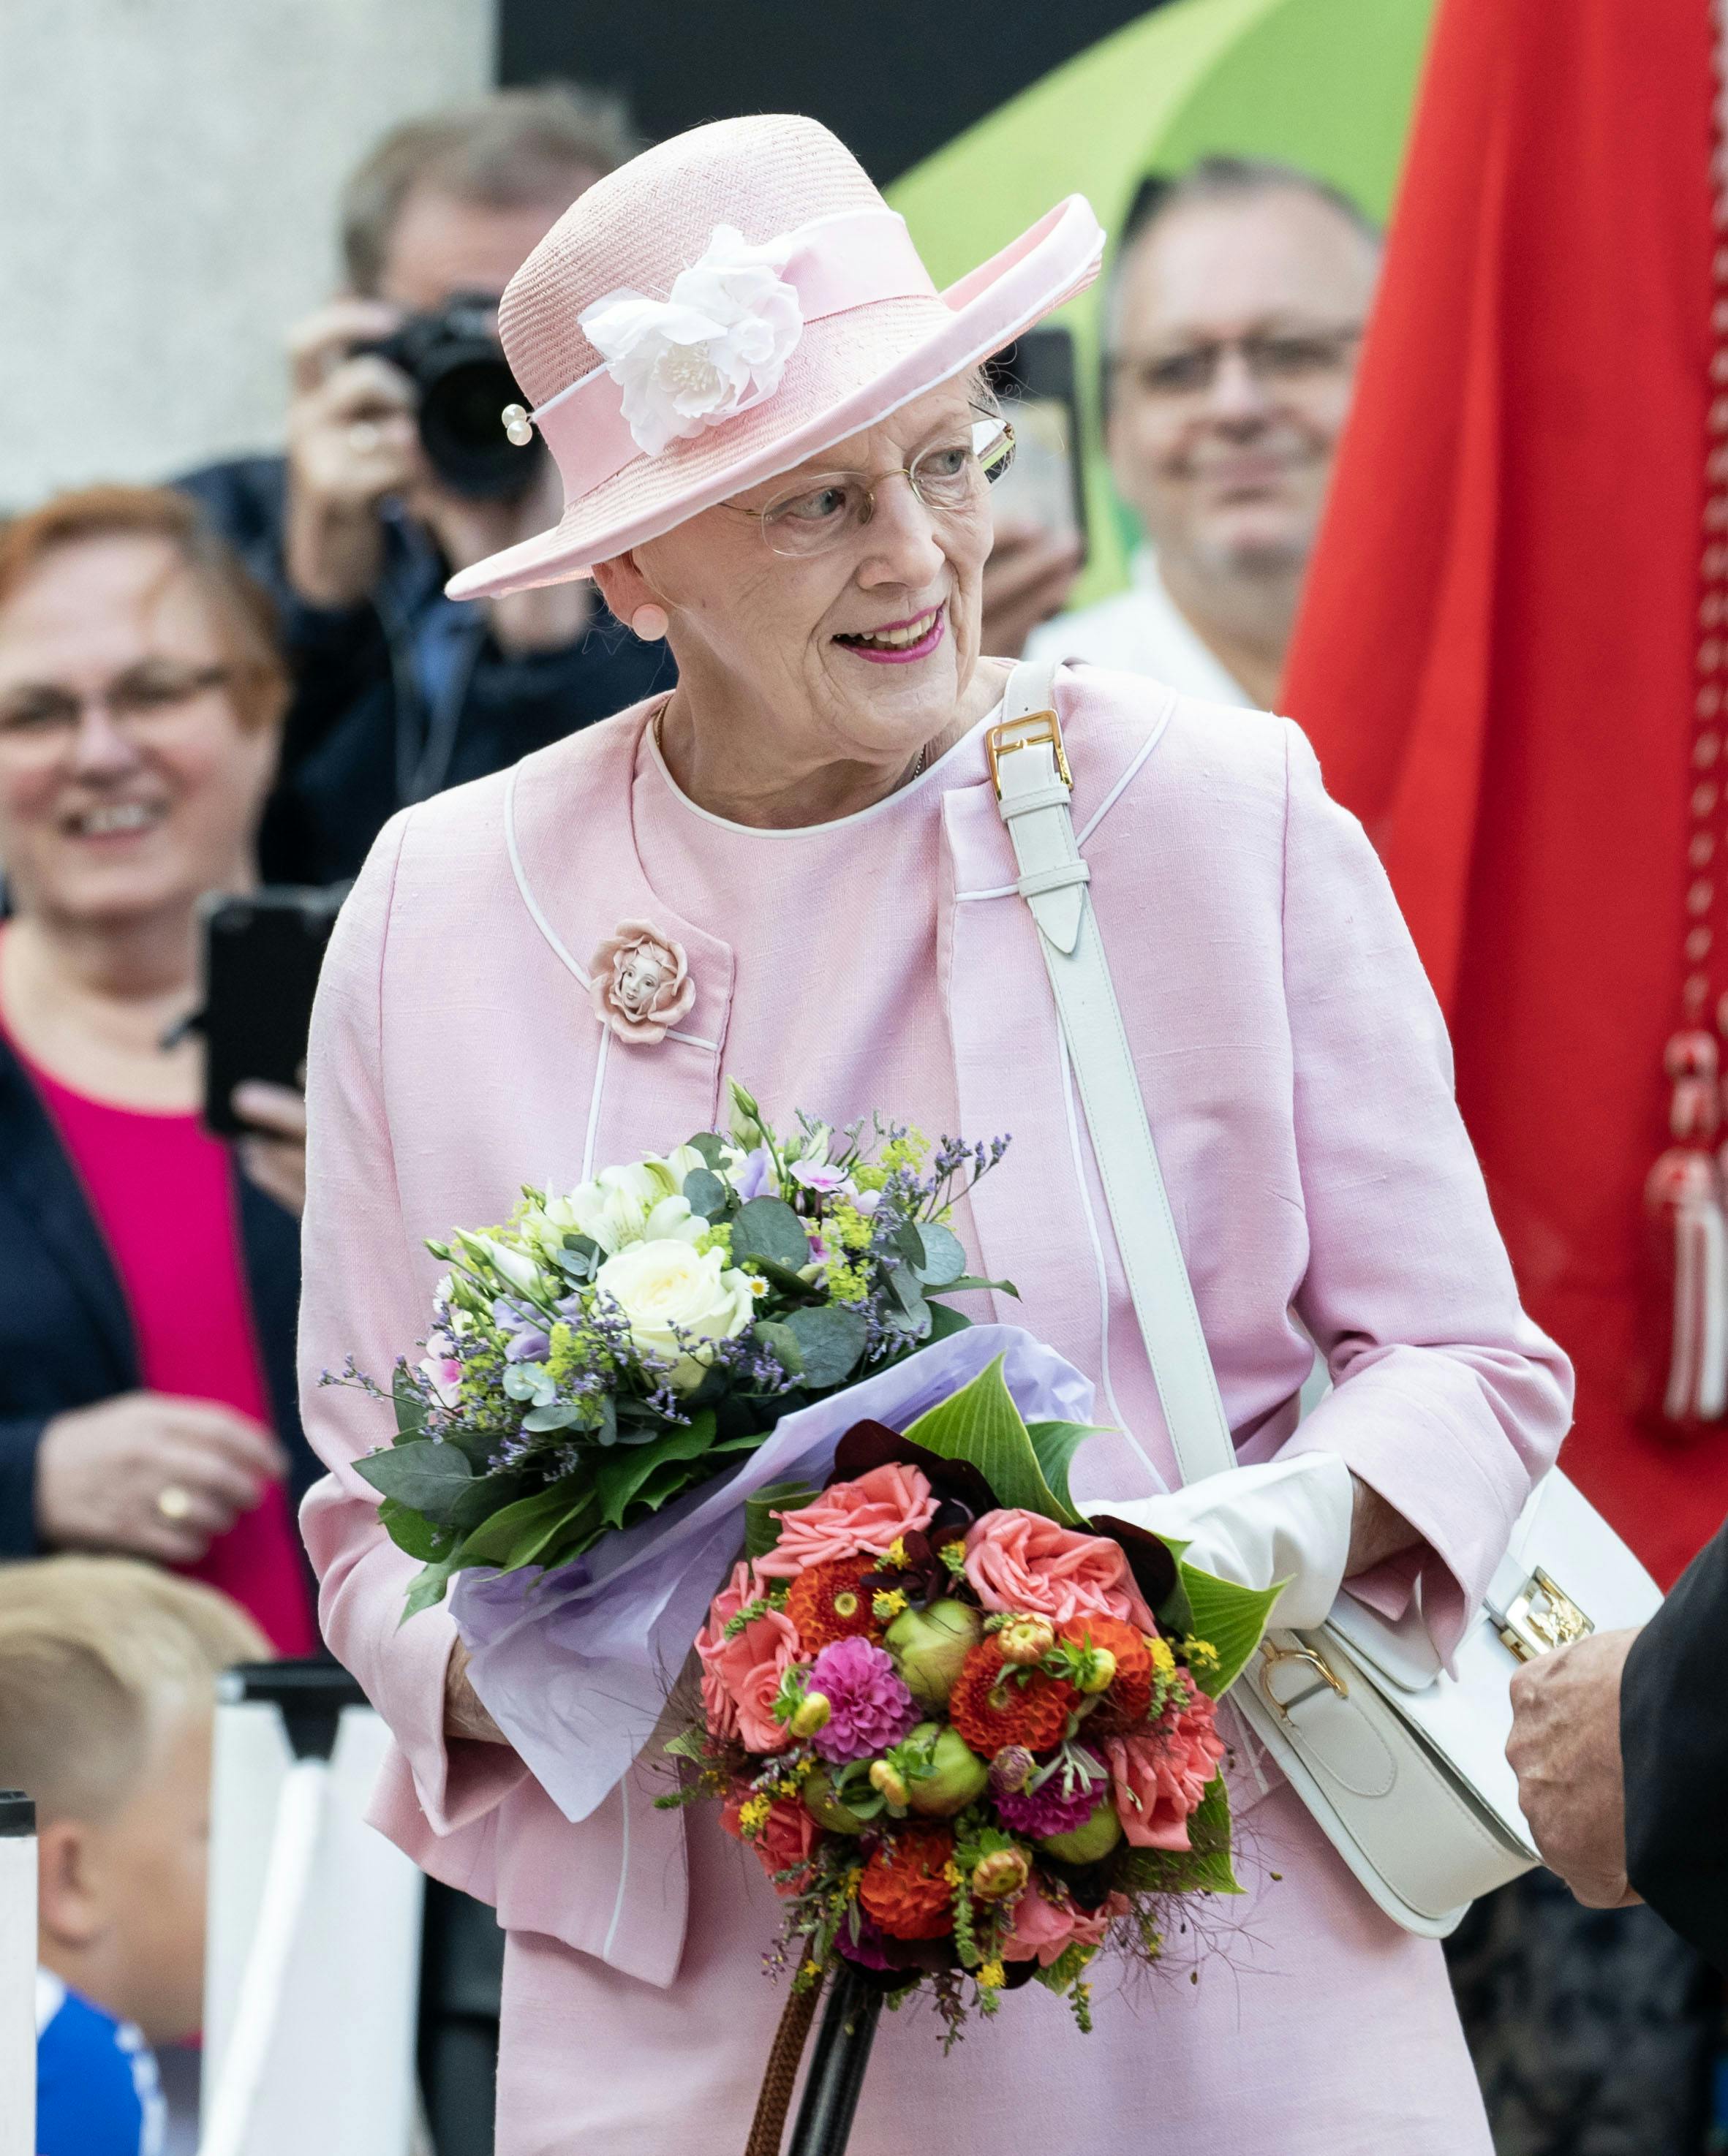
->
[201, 890, 340, 1138]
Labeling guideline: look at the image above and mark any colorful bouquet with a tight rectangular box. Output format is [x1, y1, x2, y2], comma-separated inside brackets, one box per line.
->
[335, 1083, 1011, 1616]
[663, 1361, 1276, 2052]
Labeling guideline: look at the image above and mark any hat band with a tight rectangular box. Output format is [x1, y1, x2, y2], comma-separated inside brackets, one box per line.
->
[532, 208, 940, 502]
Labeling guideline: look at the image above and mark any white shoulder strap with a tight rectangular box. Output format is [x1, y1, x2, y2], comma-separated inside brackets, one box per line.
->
[994, 658, 1236, 1488]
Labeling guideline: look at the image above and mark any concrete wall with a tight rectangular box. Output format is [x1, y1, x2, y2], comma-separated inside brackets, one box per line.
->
[0, 0, 493, 507]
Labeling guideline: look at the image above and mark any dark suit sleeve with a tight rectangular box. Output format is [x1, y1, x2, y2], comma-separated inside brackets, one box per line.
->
[0, 1414, 48, 1558]
[1621, 1521, 1728, 1971]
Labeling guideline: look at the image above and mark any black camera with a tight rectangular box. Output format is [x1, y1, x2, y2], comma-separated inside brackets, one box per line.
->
[359, 292, 538, 500]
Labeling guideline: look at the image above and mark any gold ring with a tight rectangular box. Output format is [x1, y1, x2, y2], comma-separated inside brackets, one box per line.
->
[156, 1484, 193, 1523]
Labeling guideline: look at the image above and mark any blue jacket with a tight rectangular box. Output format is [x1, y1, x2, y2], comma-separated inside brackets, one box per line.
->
[0, 1032, 318, 1559]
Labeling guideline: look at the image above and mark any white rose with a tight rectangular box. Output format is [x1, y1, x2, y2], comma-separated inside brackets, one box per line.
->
[592, 1237, 756, 1390]
[580, 224, 804, 459]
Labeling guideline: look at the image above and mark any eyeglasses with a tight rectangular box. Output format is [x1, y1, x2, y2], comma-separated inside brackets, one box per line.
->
[0, 662, 235, 760]
[1110, 325, 1365, 401]
[727, 417, 1016, 559]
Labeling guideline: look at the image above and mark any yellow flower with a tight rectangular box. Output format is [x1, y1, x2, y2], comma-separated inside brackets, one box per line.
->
[842, 1866, 864, 1900]
[1182, 1637, 1220, 1670]
[978, 1959, 1006, 1989]
[872, 1589, 909, 1622]
[1148, 1635, 1177, 1676]
[941, 1860, 963, 1887]
[737, 1795, 771, 1837]
[883, 1537, 908, 1570]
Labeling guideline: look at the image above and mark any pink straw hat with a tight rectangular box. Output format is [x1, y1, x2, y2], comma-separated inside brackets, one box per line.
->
[446, 113, 1103, 600]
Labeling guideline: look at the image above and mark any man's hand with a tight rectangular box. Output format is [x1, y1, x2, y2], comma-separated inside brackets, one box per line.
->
[978, 518, 1084, 659]
[283, 298, 418, 609]
[1506, 1627, 1643, 1907]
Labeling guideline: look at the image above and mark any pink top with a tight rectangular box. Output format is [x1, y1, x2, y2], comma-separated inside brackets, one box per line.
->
[20, 1048, 315, 1656]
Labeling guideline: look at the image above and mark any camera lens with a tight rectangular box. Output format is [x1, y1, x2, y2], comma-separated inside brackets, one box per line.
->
[420, 350, 539, 499]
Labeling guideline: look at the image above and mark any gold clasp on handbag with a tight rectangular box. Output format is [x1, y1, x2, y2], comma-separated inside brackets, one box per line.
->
[1258, 1638, 1348, 1718]
[1498, 1568, 1593, 1663]
[986, 708, 1072, 798]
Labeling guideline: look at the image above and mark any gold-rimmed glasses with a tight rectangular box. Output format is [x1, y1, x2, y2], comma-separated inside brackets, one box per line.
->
[0, 661, 237, 764]
[726, 416, 1016, 559]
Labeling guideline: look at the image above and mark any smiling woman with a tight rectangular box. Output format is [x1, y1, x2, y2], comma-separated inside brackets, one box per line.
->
[0, 487, 323, 1652]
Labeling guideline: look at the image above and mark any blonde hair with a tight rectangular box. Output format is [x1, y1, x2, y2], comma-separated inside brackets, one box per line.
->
[0, 1558, 269, 1826]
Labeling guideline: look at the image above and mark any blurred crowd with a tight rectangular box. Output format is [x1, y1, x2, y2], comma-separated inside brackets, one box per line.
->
[1, 75, 1717, 2156]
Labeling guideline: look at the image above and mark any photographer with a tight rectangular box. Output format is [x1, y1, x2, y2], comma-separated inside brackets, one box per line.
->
[181, 86, 672, 885]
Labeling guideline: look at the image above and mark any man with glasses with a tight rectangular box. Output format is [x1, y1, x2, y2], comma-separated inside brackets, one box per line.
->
[1004, 158, 1381, 708]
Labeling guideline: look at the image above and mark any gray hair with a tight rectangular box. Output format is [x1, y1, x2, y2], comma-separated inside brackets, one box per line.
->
[1103, 155, 1381, 355]
[341, 83, 643, 295]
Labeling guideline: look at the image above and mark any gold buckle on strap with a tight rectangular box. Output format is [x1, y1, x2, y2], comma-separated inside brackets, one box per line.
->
[1498, 1568, 1593, 1663]
[986, 708, 1072, 797]
[1259, 1638, 1348, 1717]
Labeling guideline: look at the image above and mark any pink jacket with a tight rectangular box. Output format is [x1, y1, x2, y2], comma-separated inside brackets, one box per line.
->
[297, 666, 1572, 1989]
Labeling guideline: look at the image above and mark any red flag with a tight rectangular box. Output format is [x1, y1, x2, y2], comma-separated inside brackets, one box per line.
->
[1280, 0, 1723, 1585]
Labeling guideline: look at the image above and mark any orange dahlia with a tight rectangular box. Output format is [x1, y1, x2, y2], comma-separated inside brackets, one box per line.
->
[859, 1824, 957, 1941]
[1061, 1614, 1155, 1736]
[785, 1554, 883, 1653]
[948, 1636, 1076, 1756]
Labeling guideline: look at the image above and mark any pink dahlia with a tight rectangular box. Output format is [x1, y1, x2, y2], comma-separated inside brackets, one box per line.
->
[805, 1635, 921, 1763]
[993, 1744, 1108, 1839]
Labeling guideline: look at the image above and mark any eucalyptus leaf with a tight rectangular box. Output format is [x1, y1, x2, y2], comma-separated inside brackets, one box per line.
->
[782, 1303, 868, 1388]
[892, 1222, 927, 1271]
[731, 1197, 813, 1272]
[746, 1479, 820, 1560]
[741, 1252, 826, 1303]
[911, 1221, 965, 1287]
[688, 1131, 728, 1169]
[682, 1168, 730, 1222]
[888, 1268, 929, 1321]
[353, 1438, 473, 1524]
[378, 1496, 450, 1562]
[1025, 1420, 1111, 1518]
[752, 1320, 804, 1380]
[391, 1363, 426, 1437]
[1177, 1559, 1283, 1698]
[592, 1412, 717, 1531]
[902, 1355, 1080, 1524]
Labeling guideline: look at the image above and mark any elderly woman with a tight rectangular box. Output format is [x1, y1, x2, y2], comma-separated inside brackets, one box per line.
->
[0, 485, 318, 1652]
[300, 118, 1571, 2152]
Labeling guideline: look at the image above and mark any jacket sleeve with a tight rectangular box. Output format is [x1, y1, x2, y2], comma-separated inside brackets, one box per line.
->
[1621, 1522, 1728, 1970]
[0, 1415, 45, 1558]
[1273, 721, 1574, 1657]
[297, 808, 527, 1835]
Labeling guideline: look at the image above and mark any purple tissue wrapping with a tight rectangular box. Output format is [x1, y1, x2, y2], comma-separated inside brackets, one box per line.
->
[450, 1325, 1095, 1822]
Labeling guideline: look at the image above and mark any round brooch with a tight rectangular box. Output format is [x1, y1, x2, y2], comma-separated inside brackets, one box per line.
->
[589, 920, 696, 1045]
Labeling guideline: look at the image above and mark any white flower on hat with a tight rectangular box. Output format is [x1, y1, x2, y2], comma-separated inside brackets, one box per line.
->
[579, 224, 805, 458]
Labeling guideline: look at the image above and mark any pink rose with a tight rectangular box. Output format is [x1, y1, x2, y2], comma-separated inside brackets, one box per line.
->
[753, 1464, 938, 1580]
[965, 1509, 1155, 1630]
[1000, 1875, 1131, 1967]
[1103, 1689, 1226, 1850]
[589, 920, 695, 1045]
[694, 1559, 798, 1750]
[722, 1788, 818, 1897]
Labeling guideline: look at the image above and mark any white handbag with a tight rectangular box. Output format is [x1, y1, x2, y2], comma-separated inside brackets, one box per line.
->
[992, 657, 1664, 1937]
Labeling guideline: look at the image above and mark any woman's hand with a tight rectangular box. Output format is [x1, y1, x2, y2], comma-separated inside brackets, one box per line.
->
[1344, 1475, 1423, 1578]
[35, 1391, 288, 1562]
[978, 518, 1083, 658]
[233, 1080, 308, 1217]
[445, 1638, 510, 1746]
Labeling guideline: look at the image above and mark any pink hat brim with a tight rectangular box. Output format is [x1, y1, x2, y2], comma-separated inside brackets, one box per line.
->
[446, 195, 1103, 602]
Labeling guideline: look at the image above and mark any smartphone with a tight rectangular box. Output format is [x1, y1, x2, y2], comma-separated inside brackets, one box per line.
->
[198, 887, 344, 1137]
[983, 326, 1088, 561]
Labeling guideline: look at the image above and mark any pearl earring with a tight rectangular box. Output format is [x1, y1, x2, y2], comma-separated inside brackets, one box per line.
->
[631, 603, 670, 641]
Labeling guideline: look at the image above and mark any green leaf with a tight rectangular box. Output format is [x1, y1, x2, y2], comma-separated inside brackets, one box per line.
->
[449, 1472, 529, 1532]
[902, 1355, 1080, 1524]
[892, 1222, 927, 1271]
[924, 1300, 972, 1343]
[1112, 1773, 1240, 1896]
[663, 1723, 710, 1762]
[911, 1221, 965, 1286]
[888, 1268, 929, 1322]
[592, 1412, 717, 1532]
[353, 1438, 473, 1524]
[746, 1479, 820, 1559]
[378, 1495, 450, 1562]
[782, 1304, 868, 1388]
[682, 1168, 730, 1221]
[731, 1197, 813, 1272]
[392, 1363, 426, 1437]
[926, 1273, 1019, 1299]
[687, 1131, 728, 1169]
[739, 1252, 826, 1303]
[459, 1478, 595, 1570]
[1025, 1421, 1111, 1518]
[752, 1320, 804, 1379]
[1177, 1559, 1284, 1698]
[402, 1554, 460, 1619]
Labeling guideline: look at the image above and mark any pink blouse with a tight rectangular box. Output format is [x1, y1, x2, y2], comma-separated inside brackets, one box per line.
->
[20, 1050, 315, 1656]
